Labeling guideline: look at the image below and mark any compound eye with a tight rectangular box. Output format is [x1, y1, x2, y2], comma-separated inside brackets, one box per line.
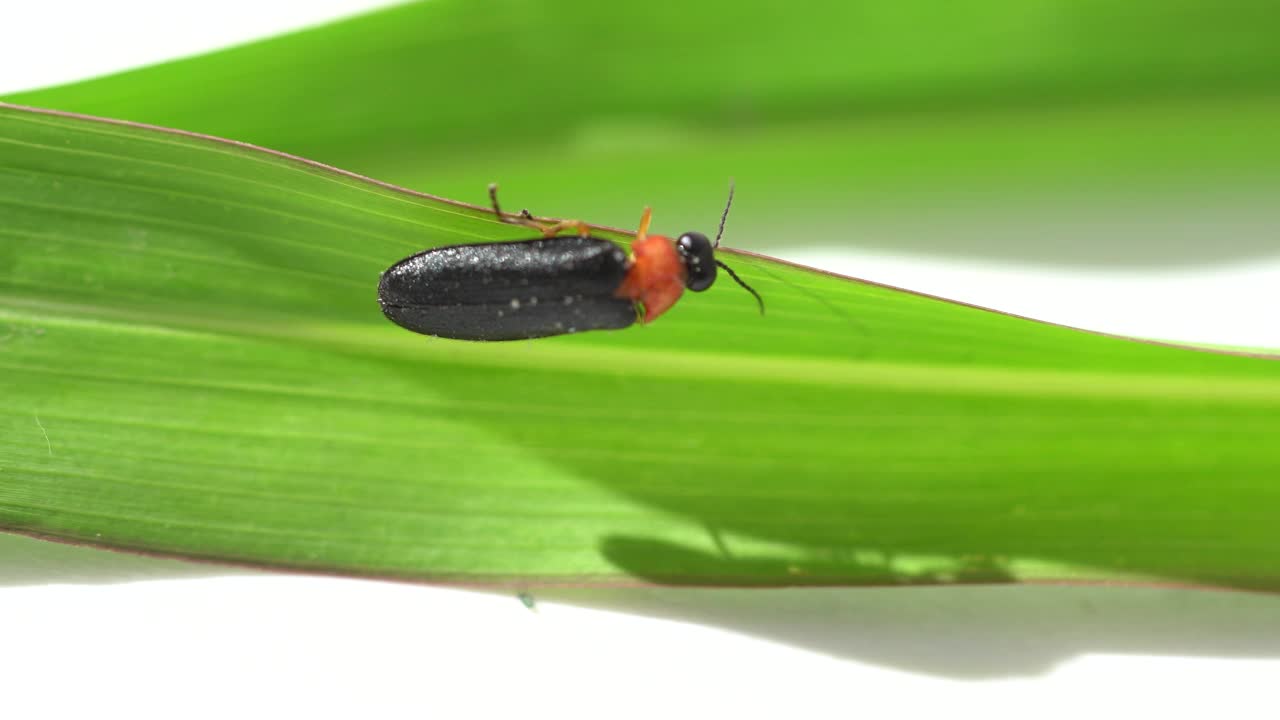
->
[677, 232, 717, 292]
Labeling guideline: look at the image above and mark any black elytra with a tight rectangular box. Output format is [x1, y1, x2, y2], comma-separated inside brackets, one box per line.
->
[378, 236, 636, 341]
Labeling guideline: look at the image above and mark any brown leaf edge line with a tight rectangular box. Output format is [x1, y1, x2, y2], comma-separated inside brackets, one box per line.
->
[5, 526, 1274, 595]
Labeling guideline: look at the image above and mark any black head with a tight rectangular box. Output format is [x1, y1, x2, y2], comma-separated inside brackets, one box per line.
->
[674, 182, 766, 314]
[677, 231, 716, 291]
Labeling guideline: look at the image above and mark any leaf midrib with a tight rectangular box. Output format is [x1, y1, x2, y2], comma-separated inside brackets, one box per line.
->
[3, 301, 1277, 402]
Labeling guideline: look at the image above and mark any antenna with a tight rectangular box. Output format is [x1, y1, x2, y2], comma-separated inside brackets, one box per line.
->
[714, 180, 735, 248]
[711, 180, 762, 314]
[716, 259, 765, 315]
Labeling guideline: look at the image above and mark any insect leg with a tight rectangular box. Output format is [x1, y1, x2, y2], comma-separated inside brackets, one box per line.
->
[533, 219, 592, 238]
[488, 183, 545, 231]
[488, 183, 591, 237]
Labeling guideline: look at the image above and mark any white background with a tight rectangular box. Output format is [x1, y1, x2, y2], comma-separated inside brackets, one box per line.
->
[3, 3, 1279, 718]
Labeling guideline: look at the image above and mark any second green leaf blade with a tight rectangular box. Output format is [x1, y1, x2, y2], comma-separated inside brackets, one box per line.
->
[1, 103, 1278, 590]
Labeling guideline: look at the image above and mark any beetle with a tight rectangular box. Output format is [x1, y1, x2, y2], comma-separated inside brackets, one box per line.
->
[377, 183, 763, 341]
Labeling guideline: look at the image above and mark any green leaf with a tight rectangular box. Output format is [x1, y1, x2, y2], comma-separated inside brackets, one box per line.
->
[3, 102, 1279, 589]
[10, 0, 1280, 263]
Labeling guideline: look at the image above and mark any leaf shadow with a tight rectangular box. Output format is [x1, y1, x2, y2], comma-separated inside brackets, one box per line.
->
[598, 535, 1017, 587]
[538, 581, 1280, 679]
